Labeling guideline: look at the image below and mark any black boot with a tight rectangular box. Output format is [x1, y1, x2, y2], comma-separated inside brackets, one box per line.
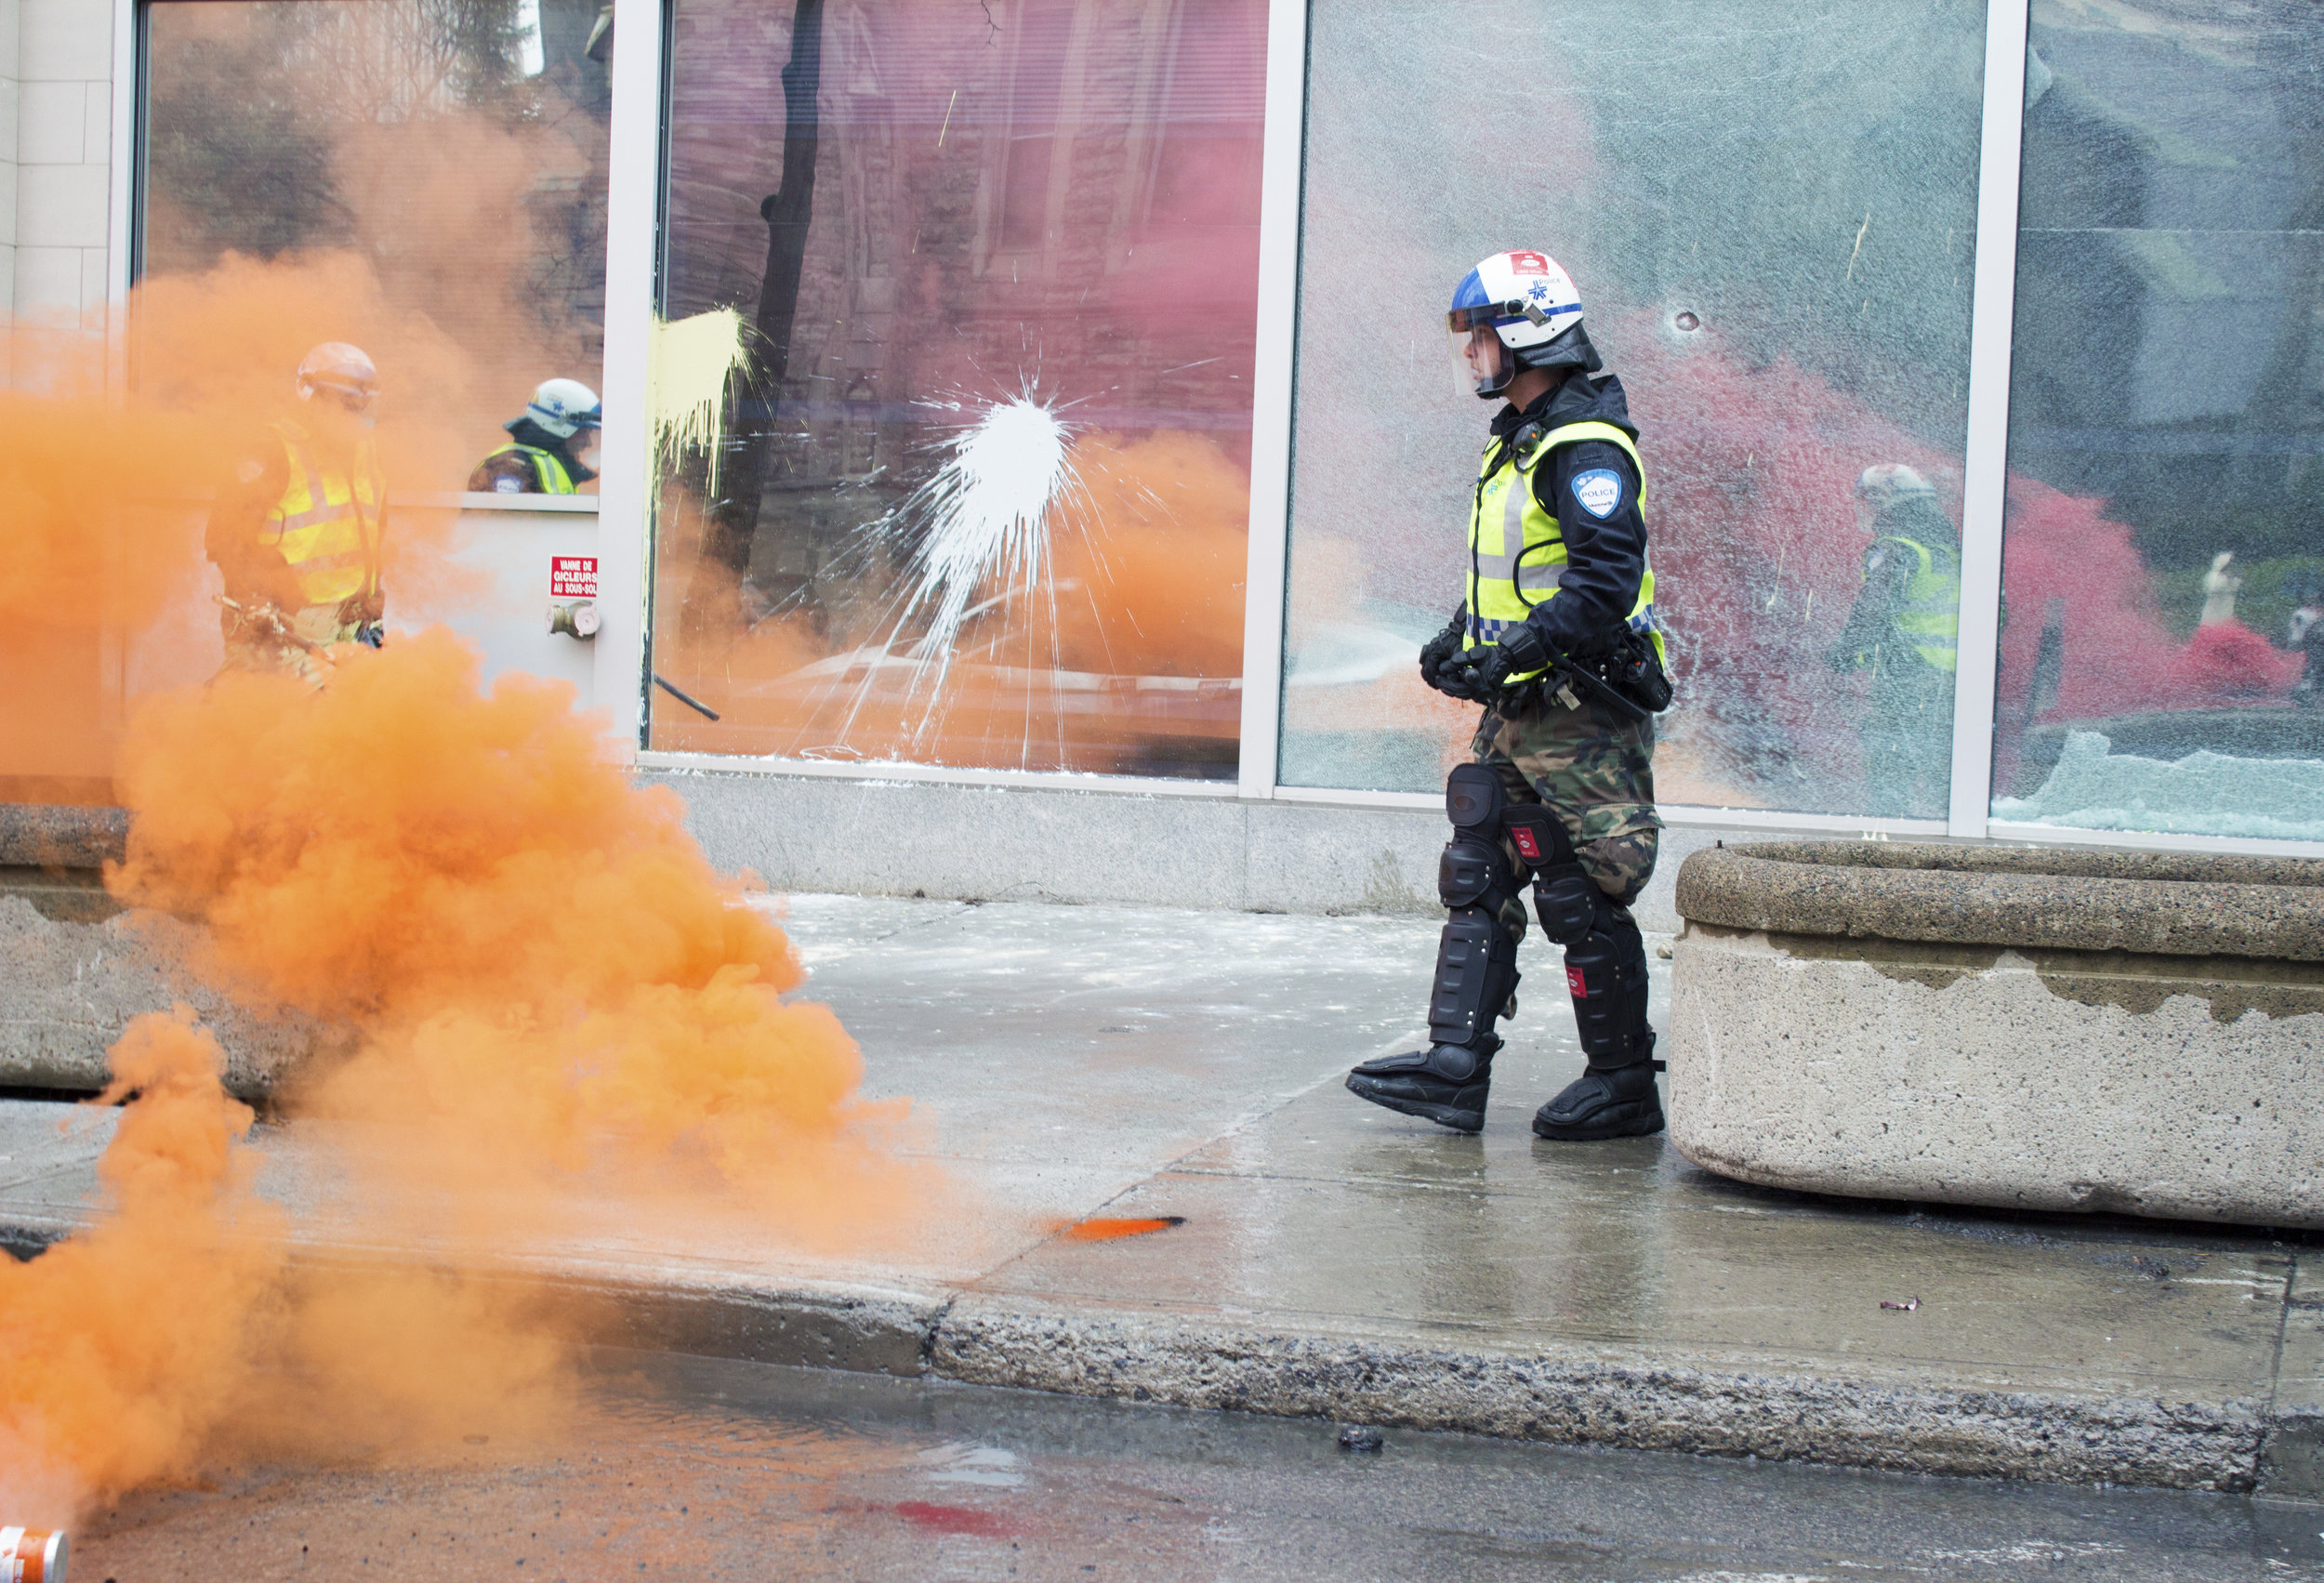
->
[1532, 1034, 1664, 1141]
[1348, 1035, 1499, 1135]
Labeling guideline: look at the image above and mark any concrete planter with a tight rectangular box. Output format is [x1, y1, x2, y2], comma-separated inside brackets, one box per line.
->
[1669, 841, 2324, 1228]
[0, 804, 320, 1100]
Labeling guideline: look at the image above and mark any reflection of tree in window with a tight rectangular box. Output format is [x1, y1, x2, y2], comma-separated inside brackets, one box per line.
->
[143, 0, 611, 370]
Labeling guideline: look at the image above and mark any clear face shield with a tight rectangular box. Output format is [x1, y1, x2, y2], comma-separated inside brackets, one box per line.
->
[1447, 309, 1516, 401]
[574, 427, 603, 472]
[303, 379, 378, 431]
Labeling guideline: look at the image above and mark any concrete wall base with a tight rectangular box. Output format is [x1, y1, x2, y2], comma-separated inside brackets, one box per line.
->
[646, 767, 1749, 935]
[1668, 923, 2324, 1228]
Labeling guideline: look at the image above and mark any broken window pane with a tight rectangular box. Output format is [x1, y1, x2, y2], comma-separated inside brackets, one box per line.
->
[1991, 2, 2324, 842]
[648, 0, 1267, 779]
[1280, 1, 1987, 820]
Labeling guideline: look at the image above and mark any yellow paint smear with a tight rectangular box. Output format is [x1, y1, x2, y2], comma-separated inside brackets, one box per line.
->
[649, 308, 752, 495]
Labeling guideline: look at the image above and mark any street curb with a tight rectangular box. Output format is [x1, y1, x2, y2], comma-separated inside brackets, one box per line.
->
[927, 1301, 2275, 1494]
[3, 1215, 2304, 1496]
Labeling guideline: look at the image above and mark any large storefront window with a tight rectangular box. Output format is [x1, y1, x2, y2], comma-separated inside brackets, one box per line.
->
[647, 0, 1265, 778]
[1280, 2, 1987, 818]
[142, 0, 613, 488]
[1990, 1, 2324, 842]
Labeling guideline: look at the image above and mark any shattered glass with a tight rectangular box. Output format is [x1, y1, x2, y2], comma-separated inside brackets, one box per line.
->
[649, 0, 1267, 778]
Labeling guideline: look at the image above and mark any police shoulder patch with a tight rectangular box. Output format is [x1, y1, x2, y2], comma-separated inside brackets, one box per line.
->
[1572, 468, 1624, 519]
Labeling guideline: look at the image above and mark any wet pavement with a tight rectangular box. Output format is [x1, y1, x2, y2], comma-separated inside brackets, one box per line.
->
[4, 895, 2319, 1490]
[73, 1351, 2324, 1581]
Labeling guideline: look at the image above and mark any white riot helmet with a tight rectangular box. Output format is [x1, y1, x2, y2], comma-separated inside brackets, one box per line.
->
[518, 377, 603, 440]
[1446, 251, 1595, 400]
[296, 342, 378, 409]
[1855, 463, 1936, 513]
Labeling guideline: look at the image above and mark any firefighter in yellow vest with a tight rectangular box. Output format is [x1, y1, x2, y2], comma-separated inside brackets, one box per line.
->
[1825, 463, 1961, 817]
[1347, 251, 1672, 1142]
[206, 342, 387, 681]
[468, 378, 601, 495]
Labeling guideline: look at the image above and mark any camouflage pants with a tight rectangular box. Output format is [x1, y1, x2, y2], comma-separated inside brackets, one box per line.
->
[1468, 693, 1661, 940]
[219, 602, 354, 688]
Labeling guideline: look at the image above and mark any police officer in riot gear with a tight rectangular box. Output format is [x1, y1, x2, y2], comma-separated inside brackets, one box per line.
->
[1348, 251, 1670, 1141]
[1825, 463, 1961, 817]
[469, 379, 602, 495]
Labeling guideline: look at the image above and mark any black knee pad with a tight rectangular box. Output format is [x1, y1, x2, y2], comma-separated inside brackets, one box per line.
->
[1445, 764, 1505, 842]
[1533, 867, 1602, 945]
[1438, 836, 1512, 910]
[1563, 910, 1646, 1067]
[1502, 804, 1596, 944]
[1429, 906, 1520, 1049]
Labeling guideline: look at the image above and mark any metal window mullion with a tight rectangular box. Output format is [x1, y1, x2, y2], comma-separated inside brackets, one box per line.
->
[1947, 0, 2030, 838]
[1234, 0, 1310, 800]
[595, 0, 668, 760]
[109, 0, 139, 389]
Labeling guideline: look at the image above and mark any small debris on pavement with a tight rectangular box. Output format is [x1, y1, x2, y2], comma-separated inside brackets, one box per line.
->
[2131, 1256, 2172, 1280]
[1879, 1297, 1921, 1312]
[1337, 1425, 1384, 1454]
[1061, 1216, 1186, 1243]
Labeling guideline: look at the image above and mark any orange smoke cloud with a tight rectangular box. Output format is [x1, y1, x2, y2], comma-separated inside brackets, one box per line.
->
[110, 627, 921, 1227]
[0, 1011, 278, 1519]
[0, 246, 548, 804]
[2, 627, 924, 1524]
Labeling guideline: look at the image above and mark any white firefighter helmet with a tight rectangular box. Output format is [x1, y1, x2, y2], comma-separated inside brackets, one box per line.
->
[1447, 251, 1585, 398]
[1855, 463, 1936, 512]
[520, 377, 603, 439]
[296, 341, 378, 407]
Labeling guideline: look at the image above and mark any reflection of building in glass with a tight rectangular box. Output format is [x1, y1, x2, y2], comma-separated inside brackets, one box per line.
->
[653, 0, 1265, 777]
[1994, 1, 2324, 835]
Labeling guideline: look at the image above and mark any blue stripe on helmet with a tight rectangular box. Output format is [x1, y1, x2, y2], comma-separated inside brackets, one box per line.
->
[1495, 300, 1582, 326]
[1448, 269, 1491, 312]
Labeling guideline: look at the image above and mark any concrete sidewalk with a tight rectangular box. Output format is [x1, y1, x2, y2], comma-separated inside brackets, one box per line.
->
[2, 894, 2317, 1497]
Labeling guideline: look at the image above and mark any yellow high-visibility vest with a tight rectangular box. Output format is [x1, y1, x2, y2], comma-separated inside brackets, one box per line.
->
[1461, 419, 1664, 680]
[482, 441, 576, 494]
[1879, 533, 1961, 674]
[263, 419, 384, 610]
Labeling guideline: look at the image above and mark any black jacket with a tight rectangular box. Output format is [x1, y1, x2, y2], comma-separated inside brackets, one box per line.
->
[1486, 370, 1648, 655]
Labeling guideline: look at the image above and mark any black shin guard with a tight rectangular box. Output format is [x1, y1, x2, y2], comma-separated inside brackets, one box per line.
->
[1346, 767, 1525, 1135]
[1429, 765, 1523, 1047]
[1564, 907, 1647, 1070]
[1428, 908, 1520, 1048]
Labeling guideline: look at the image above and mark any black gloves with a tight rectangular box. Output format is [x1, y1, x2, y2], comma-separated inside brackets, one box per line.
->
[1482, 621, 1548, 686]
[1419, 614, 1467, 694]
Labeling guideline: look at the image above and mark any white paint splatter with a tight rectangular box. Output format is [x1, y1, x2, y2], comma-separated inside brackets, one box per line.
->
[846, 391, 1089, 750]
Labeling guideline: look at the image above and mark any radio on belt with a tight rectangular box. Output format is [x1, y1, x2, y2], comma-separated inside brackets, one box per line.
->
[549, 555, 599, 640]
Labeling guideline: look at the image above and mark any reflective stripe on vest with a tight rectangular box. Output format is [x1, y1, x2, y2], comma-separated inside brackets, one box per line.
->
[484, 442, 576, 495]
[1461, 418, 1665, 679]
[263, 420, 384, 610]
[1881, 533, 1961, 674]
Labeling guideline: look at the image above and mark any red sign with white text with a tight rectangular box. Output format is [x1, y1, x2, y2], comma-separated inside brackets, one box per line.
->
[550, 556, 598, 598]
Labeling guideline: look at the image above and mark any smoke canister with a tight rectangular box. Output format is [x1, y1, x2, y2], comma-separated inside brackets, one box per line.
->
[0, 1527, 66, 1582]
